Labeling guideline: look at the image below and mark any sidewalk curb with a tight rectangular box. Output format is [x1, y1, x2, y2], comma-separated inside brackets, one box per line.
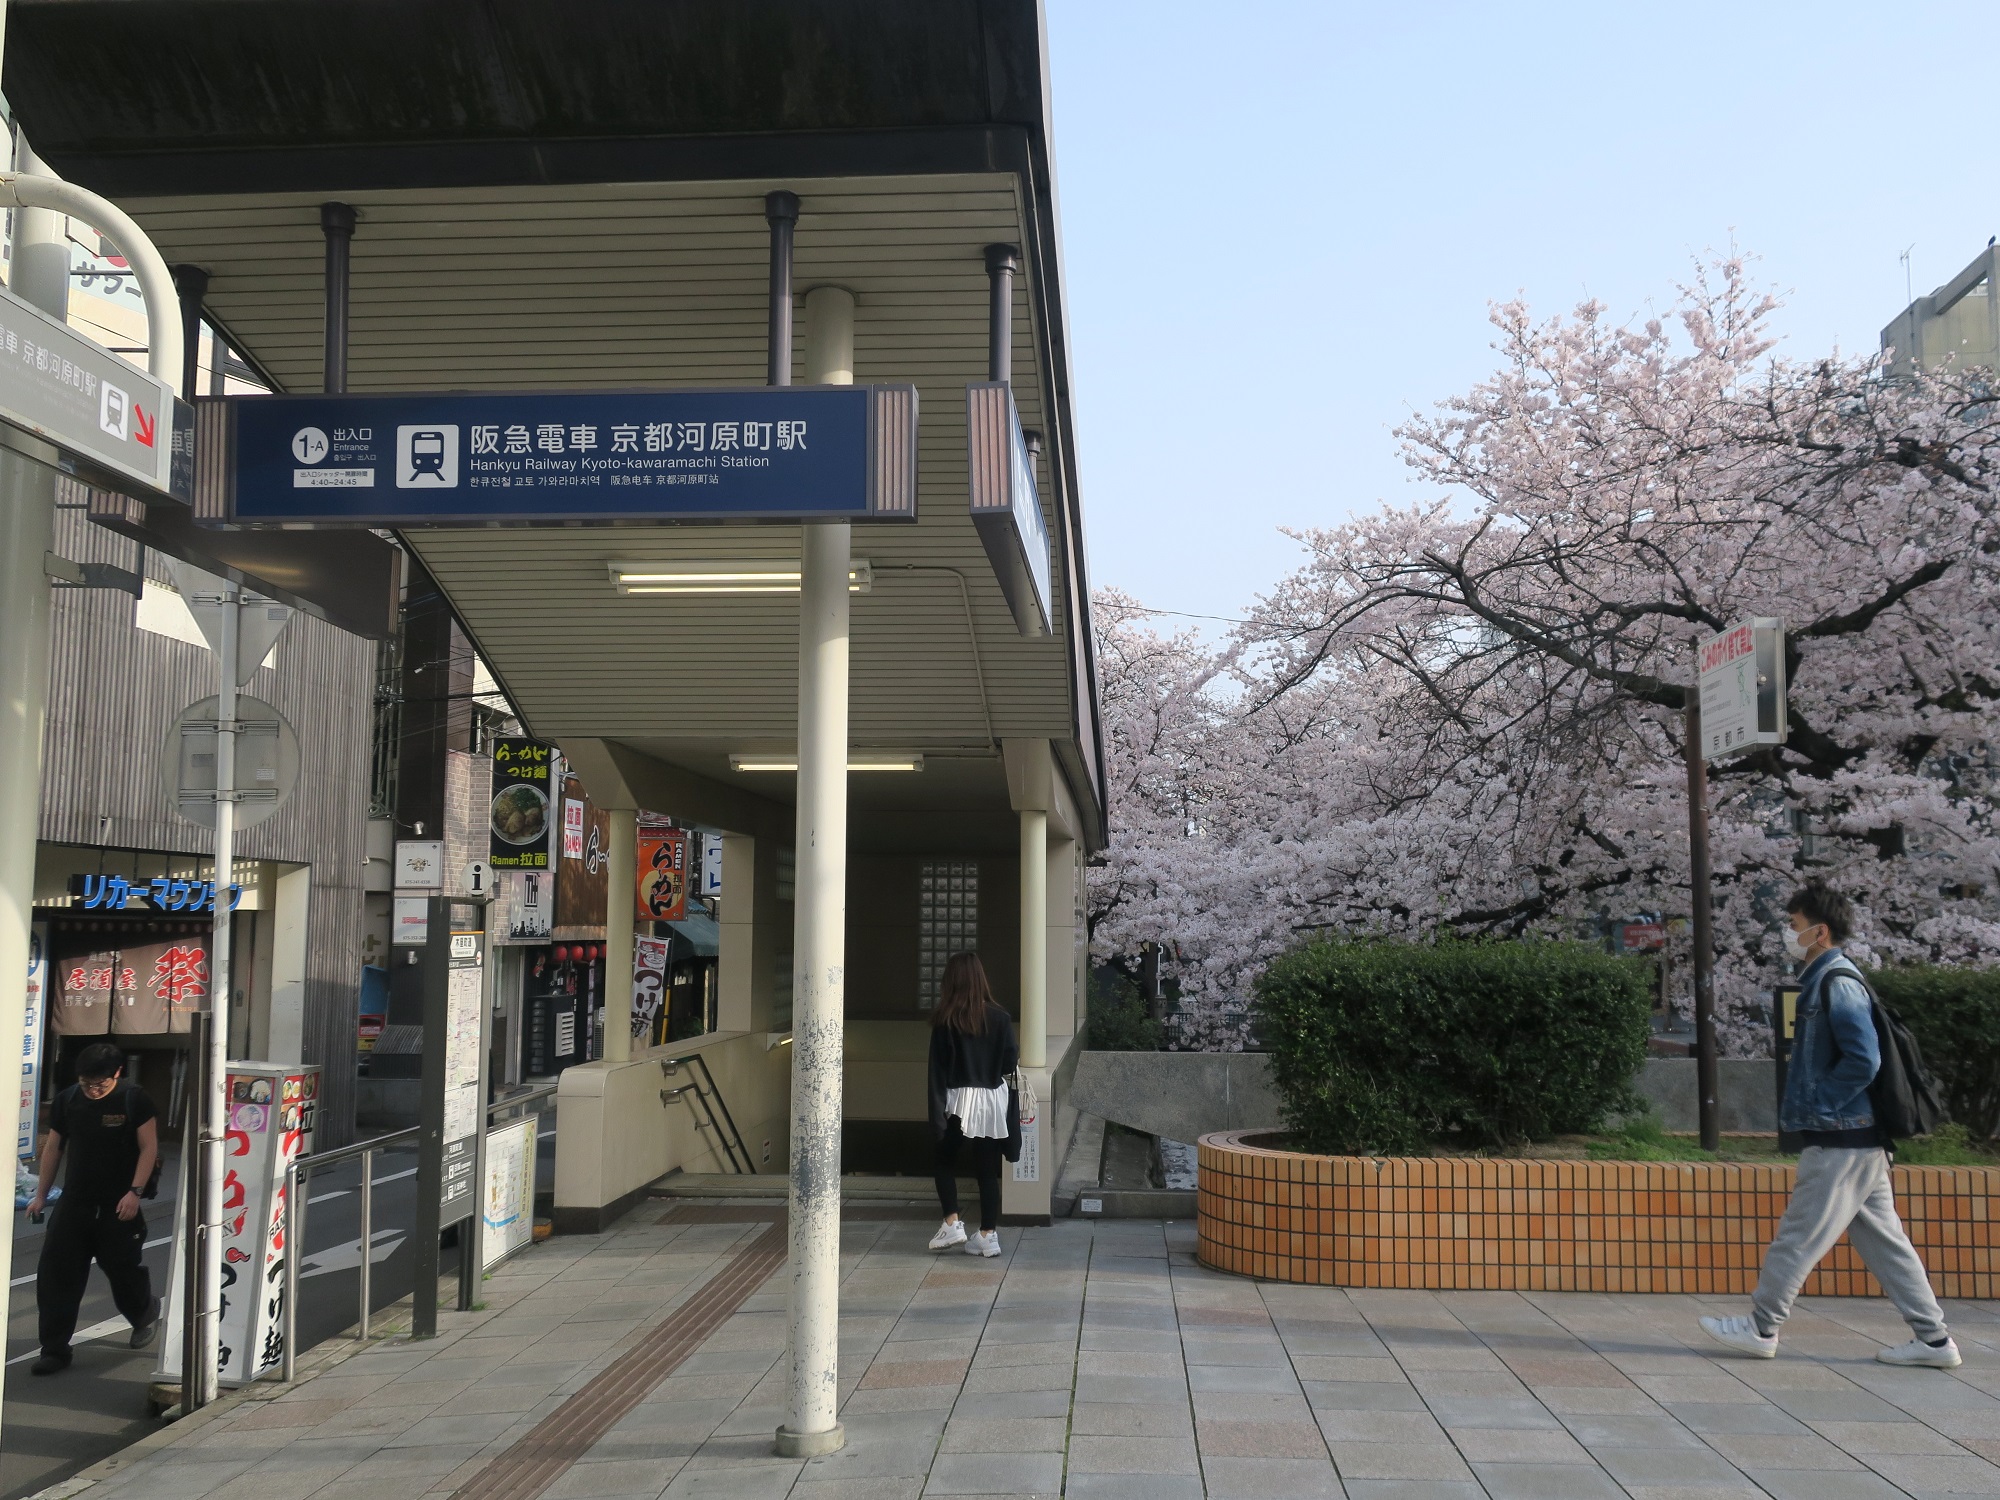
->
[22, 1280, 452, 1500]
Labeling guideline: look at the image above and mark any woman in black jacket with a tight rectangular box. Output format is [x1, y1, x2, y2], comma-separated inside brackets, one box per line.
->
[926, 952, 1018, 1256]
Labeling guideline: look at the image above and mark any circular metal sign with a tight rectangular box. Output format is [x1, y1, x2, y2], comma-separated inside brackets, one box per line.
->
[162, 693, 302, 831]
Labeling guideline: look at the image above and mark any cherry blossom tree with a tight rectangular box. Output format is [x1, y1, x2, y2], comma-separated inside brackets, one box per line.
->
[1091, 260, 2000, 1052]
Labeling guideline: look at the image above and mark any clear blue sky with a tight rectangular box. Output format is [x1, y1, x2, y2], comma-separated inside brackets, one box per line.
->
[1047, 1, 1996, 622]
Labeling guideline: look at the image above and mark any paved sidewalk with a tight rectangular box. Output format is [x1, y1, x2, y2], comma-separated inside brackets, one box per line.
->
[39, 1205, 2000, 1500]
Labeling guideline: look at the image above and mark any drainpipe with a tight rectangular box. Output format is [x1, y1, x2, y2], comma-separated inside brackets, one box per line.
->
[985, 243, 1018, 386]
[320, 203, 355, 393]
[171, 265, 210, 407]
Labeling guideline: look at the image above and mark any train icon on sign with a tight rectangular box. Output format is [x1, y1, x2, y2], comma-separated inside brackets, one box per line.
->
[409, 431, 447, 475]
[396, 424, 460, 487]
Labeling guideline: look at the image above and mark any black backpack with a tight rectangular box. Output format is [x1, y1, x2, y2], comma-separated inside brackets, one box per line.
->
[115, 1085, 164, 1199]
[1830, 964, 1949, 1141]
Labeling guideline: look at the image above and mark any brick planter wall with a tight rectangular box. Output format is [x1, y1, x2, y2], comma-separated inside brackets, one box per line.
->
[1196, 1129, 1999, 1296]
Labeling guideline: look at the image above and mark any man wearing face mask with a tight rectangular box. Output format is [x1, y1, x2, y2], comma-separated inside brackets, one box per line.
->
[1698, 882, 1959, 1368]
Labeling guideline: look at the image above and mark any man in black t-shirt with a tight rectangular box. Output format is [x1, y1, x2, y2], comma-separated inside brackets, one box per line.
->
[25, 1042, 162, 1375]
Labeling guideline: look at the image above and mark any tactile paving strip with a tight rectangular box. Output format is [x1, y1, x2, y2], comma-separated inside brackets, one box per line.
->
[444, 1211, 785, 1500]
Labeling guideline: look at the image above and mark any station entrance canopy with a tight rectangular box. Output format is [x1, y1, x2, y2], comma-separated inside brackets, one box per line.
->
[6, 0, 1105, 838]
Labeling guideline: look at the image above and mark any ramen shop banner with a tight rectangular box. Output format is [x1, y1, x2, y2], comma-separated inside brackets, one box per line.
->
[635, 815, 688, 922]
[490, 737, 559, 871]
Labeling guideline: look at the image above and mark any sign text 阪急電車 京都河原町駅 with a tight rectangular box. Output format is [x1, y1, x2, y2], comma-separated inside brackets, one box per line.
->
[196, 385, 917, 526]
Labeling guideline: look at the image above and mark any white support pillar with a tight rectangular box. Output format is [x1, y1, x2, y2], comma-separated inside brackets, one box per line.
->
[778, 280, 855, 1458]
[0, 136, 67, 1427]
[781, 522, 850, 1453]
[0, 133, 188, 1436]
[603, 808, 636, 1062]
[1019, 809, 1047, 1069]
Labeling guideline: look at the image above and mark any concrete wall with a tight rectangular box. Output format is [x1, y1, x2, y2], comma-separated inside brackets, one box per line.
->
[1632, 1058, 1777, 1133]
[1069, 1050, 1284, 1143]
[552, 1028, 790, 1231]
[1070, 1050, 1781, 1143]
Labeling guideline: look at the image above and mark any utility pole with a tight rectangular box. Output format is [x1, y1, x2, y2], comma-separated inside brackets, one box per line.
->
[1684, 701, 1719, 1152]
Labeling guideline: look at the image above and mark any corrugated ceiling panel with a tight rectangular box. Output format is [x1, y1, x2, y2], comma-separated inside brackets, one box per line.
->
[117, 175, 1074, 792]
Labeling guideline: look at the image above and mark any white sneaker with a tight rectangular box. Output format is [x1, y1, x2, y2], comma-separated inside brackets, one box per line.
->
[1878, 1336, 1962, 1369]
[1699, 1314, 1778, 1358]
[964, 1229, 1000, 1258]
[927, 1219, 967, 1251]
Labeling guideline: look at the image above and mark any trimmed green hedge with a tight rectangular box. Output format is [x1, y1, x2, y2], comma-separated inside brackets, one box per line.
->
[1870, 965, 2000, 1142]
[1084, 965, 1165, 1051]
[1256, 938, 1653, 1156]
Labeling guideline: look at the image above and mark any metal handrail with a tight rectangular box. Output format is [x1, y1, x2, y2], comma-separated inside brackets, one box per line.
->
[297, 1125, 419, 1171]
[281, 1125, 421, 1381]
[658, 1051, 753, 1173]
[488, 1083, 556, 1119]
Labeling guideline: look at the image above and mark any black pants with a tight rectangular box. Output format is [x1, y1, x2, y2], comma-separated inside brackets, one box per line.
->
[934, 1119, 1003, 1232]
[38, 1197, 152, 1355]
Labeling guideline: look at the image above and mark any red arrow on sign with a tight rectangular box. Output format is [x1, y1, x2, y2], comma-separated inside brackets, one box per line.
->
[133, 405, 156, 448]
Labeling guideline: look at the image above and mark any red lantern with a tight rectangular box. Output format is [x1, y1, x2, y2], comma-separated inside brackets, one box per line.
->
[589, 943, 603, 961]
[554, 944, 570, 963]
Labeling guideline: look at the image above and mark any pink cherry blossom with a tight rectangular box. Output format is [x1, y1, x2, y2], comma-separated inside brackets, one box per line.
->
[1091, 259, 2000, 1054]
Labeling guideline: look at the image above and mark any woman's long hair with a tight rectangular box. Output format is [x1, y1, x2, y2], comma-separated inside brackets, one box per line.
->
[932, 951, 993, 1035]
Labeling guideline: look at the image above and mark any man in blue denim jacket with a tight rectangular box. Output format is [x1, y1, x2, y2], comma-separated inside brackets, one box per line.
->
[1699, 883, 1959, 1368]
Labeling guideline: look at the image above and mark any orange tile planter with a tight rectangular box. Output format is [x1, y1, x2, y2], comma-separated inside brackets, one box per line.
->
[1196, 1129, 1999, 1297]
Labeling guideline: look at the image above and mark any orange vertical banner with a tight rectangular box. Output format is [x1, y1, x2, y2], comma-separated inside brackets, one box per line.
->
[635, 823, 688, 922]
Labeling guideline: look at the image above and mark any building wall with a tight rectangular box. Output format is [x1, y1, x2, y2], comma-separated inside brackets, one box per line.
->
[40, 505, 374, 1142]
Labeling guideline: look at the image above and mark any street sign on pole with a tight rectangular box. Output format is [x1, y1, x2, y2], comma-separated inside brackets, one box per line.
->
[1688, 617, 1785, 1148]
[1697, 618, 1786, 760]
[162, 693, 300, 831]
[164, 559, 294, 686]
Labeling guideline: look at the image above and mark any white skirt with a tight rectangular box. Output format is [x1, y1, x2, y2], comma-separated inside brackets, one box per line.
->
[947, 1083, 1010, 1140]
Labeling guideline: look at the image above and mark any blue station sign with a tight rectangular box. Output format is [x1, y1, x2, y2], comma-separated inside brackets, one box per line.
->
[194, 385, 917, 527]
[966, 382, 1052, 635]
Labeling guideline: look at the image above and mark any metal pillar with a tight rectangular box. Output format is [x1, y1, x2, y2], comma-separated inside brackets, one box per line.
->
[1019, 809, 1047, 1069]
[179, 1012, 209, 1410]
[1684, 702, 1719, 1151]
[604, 808, 637, 1062]
[198, 585, 241, 1404]
[985, 243, 1019, 385]
[0, 137, 64, 1384]
[412, 895, 449, 1339]
[775, 200, 850, 1461]
[320, 202, 356, 394]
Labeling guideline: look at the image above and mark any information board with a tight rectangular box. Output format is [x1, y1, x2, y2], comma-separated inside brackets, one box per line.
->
[481, 1115, 538, 1269]
[440, 934, 485, 1227]
[200, 385, 917, 526]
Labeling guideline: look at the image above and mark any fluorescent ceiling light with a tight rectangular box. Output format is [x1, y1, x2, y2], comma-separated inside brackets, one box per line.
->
[730, 752, 924, 773]
[609, 561, 872, 595]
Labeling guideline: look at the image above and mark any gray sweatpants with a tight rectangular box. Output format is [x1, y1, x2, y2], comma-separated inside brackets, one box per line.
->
[1752, 1145, 1947, 1343]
